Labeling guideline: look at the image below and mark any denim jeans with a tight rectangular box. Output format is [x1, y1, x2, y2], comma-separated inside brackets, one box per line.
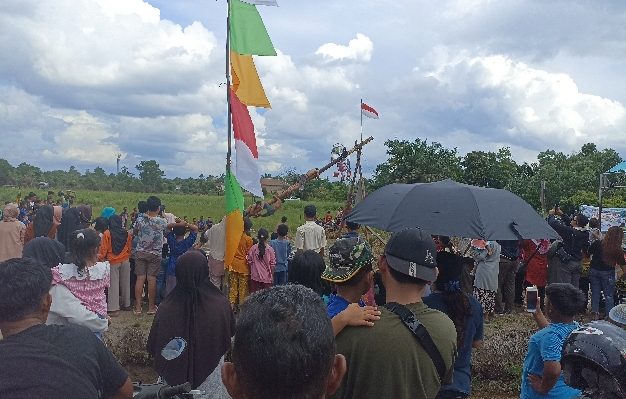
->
[589, 268, 615, 314]
[274, 270, 288, 285]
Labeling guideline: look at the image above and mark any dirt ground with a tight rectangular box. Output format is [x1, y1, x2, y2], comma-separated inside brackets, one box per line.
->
[104, 305, 546, 398]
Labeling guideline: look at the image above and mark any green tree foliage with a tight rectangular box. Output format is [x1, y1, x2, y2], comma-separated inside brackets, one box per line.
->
[373, 139, 462, 187]
[372, 140, 622, 212]
[136, 160, 165, 192]
[0, 159, 224, 195]
[462, 148, 518, 189]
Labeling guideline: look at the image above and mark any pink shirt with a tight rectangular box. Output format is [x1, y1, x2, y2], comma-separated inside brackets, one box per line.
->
[247, 243, 276, 284]
[52, 262, 110, 316]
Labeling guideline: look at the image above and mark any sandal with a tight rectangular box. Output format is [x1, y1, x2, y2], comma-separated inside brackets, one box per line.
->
[147, 307, 158, 315]
[133, 309, 142, 316]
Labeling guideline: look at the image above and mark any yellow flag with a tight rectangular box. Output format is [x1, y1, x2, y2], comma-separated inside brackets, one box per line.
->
[231, 51, 271, 108]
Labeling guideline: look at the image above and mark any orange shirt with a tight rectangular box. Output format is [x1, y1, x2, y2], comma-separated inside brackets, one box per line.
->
[229, 234, 253, 275]
[98, 229, 132, 264]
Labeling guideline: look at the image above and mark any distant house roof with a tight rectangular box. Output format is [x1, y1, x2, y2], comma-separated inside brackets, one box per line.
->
[261, 178, 288, 188]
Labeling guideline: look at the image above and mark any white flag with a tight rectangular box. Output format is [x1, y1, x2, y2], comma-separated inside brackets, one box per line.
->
[241, 0, 278, 6]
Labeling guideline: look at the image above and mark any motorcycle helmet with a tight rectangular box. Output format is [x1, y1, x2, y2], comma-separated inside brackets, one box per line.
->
[561, 321, 626, 398]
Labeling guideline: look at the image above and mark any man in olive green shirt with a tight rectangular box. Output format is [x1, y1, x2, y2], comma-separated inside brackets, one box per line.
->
[332, 228, 457, 399]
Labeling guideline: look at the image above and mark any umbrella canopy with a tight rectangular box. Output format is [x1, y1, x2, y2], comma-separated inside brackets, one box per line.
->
[347, 179, 559, 240]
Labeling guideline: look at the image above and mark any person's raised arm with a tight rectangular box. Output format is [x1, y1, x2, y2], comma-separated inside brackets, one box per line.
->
[188, 223, 199, 232]
[532, 306, 549, 330]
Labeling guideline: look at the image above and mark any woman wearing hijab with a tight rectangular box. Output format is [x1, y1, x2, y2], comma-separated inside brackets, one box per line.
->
[98, 215, 133, 315]
[57, 204, 92, 248]
[52, 205, 63, 233]
[22, 237, 66, 268]
[100, 207, 116, 219]
[147, 250, 234, 398]
[0, 203, 26, 261]
[24, 205, 57, 244]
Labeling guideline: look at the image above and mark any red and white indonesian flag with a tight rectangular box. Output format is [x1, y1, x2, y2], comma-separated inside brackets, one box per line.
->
[361, 102, 379, 119]
[230, 89, 263, 197]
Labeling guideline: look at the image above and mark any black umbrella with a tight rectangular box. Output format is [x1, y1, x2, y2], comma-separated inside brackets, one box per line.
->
[347, 179, 559, 240]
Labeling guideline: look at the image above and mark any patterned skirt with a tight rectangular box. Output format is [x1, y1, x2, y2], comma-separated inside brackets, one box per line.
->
[473, 286, 496, 314]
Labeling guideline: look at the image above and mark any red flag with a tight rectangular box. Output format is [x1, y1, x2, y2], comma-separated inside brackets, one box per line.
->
[230, 89, 262, 197]
[361, 102, 379, 119]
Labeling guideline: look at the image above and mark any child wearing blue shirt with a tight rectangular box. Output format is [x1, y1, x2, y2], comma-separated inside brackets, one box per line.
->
[520, 283, 585, 399]
[269, 224, 291, 285]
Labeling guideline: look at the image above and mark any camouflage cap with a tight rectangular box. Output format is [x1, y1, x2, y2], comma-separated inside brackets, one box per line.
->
[322, 237, 373, 283]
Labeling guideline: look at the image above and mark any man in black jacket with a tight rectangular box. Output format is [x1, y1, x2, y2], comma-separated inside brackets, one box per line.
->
[547, 208, 589, 288]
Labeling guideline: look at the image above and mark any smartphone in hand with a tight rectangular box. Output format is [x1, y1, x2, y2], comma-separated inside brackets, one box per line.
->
[526, 286, 538, 312]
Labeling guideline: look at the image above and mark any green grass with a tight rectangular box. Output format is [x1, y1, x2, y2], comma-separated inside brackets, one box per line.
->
[0, 187, 342, 234]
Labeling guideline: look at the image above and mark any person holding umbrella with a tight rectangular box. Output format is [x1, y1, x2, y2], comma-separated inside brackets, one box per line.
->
[470, 239, 501, 322]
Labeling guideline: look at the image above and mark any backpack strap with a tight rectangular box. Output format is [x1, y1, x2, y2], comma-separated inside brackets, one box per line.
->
[384, 302, 446, 381]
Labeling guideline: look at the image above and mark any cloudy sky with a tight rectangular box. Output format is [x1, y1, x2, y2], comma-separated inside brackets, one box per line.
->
[1, 0, 625, 180]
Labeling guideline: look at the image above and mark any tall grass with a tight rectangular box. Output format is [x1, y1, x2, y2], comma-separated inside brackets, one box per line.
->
[0, 188, 342, 233]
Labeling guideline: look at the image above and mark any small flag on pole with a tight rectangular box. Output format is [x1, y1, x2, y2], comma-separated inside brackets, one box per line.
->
[230, 89, 263, 197]
[361, 102, 379, 119]
[241, 0, 278, 5]
[224, 170, 245, 267]
[230, 0, 277, 56]
[231, 51, 271, 108]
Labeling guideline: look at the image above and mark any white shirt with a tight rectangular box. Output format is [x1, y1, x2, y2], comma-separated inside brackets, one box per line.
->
[47, 284, 108, 333]
[295, 221, 327, 253]
[204, 219, 226, 261]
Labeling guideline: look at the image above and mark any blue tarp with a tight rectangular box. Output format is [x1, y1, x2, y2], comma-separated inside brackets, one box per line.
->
[608, 161, 626, 173]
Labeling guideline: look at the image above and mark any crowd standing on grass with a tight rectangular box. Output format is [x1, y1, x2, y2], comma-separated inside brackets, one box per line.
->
[4, 192, 626, 398]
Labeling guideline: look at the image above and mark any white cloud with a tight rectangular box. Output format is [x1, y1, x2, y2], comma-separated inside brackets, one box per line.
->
[315, 33, 373, 63]
[390, 52, 626, 157]
[2, 0, 626, 182]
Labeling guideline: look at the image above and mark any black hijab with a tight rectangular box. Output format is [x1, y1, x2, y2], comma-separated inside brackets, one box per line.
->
[146, 250, 234, 389]
[108, 215, 128, 255]
[33, 205, 54, 238]
[57, 206, 91, 248]
[23, 237, 66, 268]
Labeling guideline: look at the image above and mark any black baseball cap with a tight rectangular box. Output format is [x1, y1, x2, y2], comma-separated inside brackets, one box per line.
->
[384, 228, 437, 281]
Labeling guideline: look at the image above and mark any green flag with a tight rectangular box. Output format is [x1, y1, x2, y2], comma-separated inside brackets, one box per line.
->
[230, 0, 277, 56]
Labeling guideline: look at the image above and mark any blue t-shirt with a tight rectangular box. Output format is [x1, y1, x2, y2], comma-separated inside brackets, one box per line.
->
[326, 294, 365, 318]
[166, 231, 197, 276]
[269, 239, 291, 273]
[520, 323, 581, 399]
[423, 292, 484, 395]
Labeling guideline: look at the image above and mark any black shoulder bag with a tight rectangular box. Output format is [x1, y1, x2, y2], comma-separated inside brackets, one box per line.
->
[384, 302, 446, 381]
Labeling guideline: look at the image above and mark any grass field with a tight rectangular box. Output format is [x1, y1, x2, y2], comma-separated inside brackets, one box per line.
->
[0, 188, 343, 234]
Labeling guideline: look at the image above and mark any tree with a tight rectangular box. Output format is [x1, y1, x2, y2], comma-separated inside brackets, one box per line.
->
[136, 160, 165, 192]
[372, 139, 462, 188]
[0, 159, 14, 185]
[461, 148, 518, 189]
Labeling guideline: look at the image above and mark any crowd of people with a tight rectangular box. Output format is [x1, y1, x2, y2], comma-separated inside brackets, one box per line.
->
[1, 195, 626, 398]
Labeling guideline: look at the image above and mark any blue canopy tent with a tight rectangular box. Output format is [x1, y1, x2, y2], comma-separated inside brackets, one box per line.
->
[608, 162, 626, 173]
[599, 162, 626, 225]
